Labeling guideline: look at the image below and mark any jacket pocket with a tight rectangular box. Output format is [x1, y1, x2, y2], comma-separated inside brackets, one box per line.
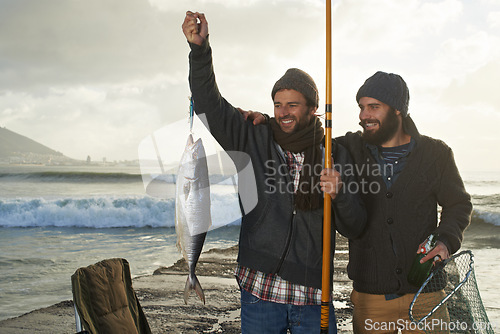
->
[347, 243, 378, 283]
[246, 197, 273, 233]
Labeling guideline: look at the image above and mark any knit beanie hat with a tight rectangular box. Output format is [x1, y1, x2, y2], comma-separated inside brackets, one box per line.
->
[356, 71, 410, 117]
[272, 68, 319, 108]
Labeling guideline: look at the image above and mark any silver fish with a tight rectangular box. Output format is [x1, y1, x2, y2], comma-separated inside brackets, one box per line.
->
[175, 134, 212, 304]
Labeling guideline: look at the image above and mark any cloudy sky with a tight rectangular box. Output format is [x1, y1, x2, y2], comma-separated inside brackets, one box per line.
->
[0, 0, 499, 172]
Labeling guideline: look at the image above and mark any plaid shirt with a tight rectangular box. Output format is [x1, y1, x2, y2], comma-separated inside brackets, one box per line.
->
[285, 151, 304, 193]
[235, 264, 322, 305]
[235, 150, 323, 305]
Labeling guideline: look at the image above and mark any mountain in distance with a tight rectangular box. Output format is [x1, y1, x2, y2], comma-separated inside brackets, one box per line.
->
[0, 127, 61, 156]
[0, 126, 74, 164]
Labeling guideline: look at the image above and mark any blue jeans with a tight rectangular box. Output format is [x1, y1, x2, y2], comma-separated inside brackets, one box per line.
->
[240, 289, 338, 334]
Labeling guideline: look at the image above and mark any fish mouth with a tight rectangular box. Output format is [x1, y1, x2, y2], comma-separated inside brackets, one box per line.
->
[187, 134, 194, 146]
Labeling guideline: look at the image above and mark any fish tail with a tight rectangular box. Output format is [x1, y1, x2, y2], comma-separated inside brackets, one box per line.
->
[183, 273, 205, 305]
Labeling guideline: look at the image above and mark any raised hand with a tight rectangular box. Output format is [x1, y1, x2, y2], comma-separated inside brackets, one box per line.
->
[182, 11, 208, 46]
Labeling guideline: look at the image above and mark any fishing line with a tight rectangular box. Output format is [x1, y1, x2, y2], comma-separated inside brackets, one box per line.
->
[189, 96, 195, 134]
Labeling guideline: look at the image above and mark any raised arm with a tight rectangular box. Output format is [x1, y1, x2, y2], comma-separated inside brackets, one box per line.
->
[183, 12, 260, 153]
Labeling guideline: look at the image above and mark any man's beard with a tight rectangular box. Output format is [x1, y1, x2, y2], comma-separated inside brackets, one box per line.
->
[361, 108, 400, 146]
[278, 109, 314, 134]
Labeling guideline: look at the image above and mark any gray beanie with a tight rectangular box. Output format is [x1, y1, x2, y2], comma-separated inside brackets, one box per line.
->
[356, 71, 410, 116]
[272, 68, 319, 108]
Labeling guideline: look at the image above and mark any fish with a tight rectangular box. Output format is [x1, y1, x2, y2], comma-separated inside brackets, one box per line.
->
[175, 134, 212, 304]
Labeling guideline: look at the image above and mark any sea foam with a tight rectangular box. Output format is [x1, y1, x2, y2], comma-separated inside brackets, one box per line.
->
[1, 194, 497, 229]
[0, 193, 241, 229]
[475, 210, 500, 227]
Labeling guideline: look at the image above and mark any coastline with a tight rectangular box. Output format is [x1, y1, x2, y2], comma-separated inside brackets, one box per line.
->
[0, 234, 352, 333]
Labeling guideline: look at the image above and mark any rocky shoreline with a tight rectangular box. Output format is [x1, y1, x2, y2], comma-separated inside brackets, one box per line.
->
[0, 234, 353, 333]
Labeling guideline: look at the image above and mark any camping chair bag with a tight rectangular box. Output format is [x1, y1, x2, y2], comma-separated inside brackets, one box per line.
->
[71, 258, 151, 334]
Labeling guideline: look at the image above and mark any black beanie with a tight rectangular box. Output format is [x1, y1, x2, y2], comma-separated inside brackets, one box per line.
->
[356, 71, 410, 117]
[272, 68, 319, 108]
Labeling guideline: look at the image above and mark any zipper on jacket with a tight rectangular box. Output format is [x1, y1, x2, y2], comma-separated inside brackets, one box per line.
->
[273, 141, 296, 275]
[274, 200, 296, 274]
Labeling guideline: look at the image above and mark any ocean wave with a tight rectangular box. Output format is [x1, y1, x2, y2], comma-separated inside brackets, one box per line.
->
[473, 210, 500, 227]
[0, 171, 143, 183]
[0, 171, 236, 186]
[465, 179, 500, 186]
[1, 194, 497, 230]
[0, 197, 173, 228]
[0, 194, 241, 229]
[472, 193, 500, 205]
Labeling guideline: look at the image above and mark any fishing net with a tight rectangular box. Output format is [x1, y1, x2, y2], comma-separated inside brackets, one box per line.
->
[409, 250, 494, 333]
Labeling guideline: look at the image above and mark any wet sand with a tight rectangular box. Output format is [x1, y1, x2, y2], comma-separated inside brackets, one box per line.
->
[0, 234, 353, 333]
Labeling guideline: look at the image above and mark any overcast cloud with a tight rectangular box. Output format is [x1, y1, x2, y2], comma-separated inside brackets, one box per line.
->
[0, 0, 498, 171]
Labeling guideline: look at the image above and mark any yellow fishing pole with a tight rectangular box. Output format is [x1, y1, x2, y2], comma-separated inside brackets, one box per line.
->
[320, 0, 333, 332]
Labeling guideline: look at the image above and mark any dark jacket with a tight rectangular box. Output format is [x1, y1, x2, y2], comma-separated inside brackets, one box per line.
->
[189, 39, 366, 289]
[336, 117, 472, 294]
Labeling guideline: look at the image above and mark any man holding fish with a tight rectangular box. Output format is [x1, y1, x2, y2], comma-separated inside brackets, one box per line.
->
[182, 11, 367, 333]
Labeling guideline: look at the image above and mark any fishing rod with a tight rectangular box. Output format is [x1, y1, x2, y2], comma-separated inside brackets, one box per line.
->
[320, 0, 333, 332]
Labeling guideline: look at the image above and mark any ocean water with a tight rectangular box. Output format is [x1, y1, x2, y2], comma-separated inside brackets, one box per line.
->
[0, 164, 242, 321]
[0, 165, 499, 330]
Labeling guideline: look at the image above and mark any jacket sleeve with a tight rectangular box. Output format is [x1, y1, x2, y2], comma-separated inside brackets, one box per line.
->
[331, 142, 367, 239]
[435, 147, 472, 254]
[188, 38, 253, 153]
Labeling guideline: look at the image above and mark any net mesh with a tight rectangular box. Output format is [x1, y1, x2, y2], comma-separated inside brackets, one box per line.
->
[409, 250, 494, 333]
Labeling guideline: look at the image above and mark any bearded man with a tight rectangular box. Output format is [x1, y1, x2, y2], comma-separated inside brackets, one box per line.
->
[337, 71, 472, 333]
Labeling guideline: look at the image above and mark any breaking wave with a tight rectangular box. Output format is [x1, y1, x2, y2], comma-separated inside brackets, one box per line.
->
[0, 171, 143, 183]
[0, 192, 497, 230]
[0, 193, 241, 229]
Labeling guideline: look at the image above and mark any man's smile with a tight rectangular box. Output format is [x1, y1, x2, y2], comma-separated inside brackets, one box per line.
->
[361, 120, 380, 130]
